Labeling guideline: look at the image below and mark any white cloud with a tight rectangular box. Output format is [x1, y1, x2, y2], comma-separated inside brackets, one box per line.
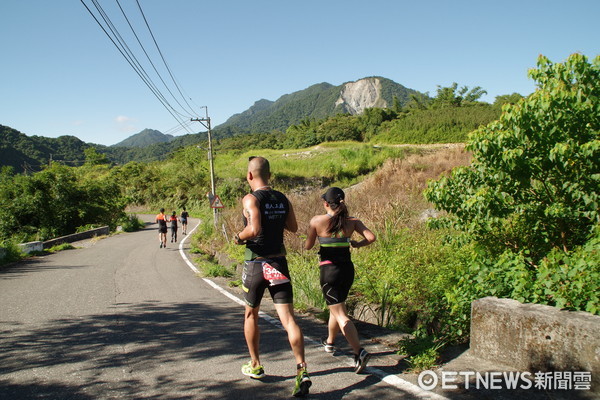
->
[115, 115, 137, 133]
[115, 115, 133, 123]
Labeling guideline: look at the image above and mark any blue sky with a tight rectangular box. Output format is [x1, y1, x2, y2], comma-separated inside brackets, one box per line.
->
[1, 1, 598, 146]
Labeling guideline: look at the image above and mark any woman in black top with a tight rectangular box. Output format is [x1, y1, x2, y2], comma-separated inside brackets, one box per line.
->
[305, 187, 376, 373]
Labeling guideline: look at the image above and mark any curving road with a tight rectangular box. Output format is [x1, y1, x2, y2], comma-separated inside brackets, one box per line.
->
[0, 217, 442, 400]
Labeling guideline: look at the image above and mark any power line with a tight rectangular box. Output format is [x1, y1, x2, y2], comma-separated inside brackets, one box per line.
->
[115, 0, 195, 119]
[163, 120, 197, 136]
[92, 0, 192, 126]
[80, 0, 194, 133]
[135, 0, 198, 117]
[83, 0, 187, 124]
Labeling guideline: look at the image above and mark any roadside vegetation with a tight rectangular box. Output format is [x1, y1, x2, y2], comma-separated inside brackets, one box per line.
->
[191, 54, 600, 370]
[1, 54, 597, 371]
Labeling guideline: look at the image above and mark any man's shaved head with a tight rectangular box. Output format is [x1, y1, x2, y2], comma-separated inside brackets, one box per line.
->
[248, 156, 270, 181]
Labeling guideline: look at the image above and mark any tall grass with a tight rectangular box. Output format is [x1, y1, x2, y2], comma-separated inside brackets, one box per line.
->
[213, 142, 414, 188]
[194, 144, 472, 333]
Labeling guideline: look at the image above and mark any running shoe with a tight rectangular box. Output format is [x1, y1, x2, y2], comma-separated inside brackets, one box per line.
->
[292, 368, 311, 397]
[241, 361, 265, 379]
[353, 348, 371, 373]
[320, 337, 335, 353]
[159, 243, 163, 248]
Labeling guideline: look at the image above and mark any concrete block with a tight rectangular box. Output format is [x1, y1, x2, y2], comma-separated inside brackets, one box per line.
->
[470, 296, 599, 388]
[18, 241, 44, 254]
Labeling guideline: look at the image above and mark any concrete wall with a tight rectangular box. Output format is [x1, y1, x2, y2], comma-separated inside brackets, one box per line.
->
[42, 226, 110, 249]
[470, 296, 599, 389]
[18, 241, 44, 254]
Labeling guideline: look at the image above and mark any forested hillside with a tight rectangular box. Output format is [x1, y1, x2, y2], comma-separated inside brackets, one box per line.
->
[213, 77, 420, 136]
[213, 86, 505, 151]
[0, 125, 90, 173]
[1, 77, 502, 168]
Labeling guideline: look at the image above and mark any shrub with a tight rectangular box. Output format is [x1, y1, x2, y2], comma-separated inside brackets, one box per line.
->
[0, 241, 25, 266]
[119, 214, 145, 232]
[425, 54, 600, 343]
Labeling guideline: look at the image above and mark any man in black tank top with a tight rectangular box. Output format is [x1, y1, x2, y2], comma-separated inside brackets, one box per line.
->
[234, 156, 311, 397]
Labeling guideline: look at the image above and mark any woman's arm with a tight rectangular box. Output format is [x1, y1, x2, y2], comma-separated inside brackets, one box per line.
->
[350, 219, 376, 248]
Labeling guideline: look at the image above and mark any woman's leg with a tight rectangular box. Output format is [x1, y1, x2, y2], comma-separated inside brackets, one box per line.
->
[328, 302, 360, 354]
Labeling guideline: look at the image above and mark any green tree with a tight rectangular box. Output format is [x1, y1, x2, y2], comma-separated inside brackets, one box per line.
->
[84, 146, 109, 166]
[432, 83, 488, 108]
[493, 93, 524, 107]
[425, 53, 599, 315]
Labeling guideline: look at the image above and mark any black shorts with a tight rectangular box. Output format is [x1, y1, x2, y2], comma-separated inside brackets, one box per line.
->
[242, 256, 293, 308]
[181, 219, 187, 225]
[320, 259, 354, 305]
[158, 226, 167, 234]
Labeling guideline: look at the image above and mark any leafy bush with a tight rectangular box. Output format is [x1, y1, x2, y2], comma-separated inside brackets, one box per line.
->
[76, 224, 101, 233]
[0, 163, 125, 242]
[119, 214, 145, 232]
[0, 241, 25, 266]
[425, 53, 600, 343]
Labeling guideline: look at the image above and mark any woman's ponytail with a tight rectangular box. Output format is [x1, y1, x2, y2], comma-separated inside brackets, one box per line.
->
[327, 200, 349, 235]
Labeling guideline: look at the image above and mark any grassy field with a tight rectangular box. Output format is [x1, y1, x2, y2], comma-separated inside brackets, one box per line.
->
[214, 141, 420, 185]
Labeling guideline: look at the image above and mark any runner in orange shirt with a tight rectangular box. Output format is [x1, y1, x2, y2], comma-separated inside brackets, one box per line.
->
[155, 208, 168, 248]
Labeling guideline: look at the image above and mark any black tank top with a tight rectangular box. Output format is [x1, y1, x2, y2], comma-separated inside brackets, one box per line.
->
[244, 189, 289, 259]
[318, 236, 351, 263]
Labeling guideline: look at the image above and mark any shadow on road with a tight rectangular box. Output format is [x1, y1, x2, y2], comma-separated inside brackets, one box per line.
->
[0, 257, 91, 280]
[0, 301, 246, 399]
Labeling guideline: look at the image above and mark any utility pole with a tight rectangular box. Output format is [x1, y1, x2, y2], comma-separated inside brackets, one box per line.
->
[191, 107, 217, 225]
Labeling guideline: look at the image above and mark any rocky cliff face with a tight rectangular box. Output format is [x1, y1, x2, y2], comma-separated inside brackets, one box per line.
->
[335, 78, 387, 115]
[214, 76, 419, 135]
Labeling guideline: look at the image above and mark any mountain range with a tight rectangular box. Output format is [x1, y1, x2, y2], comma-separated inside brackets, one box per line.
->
[213, 76, 419, 136]
[112, 128, 174, 148]
[1, 76, 423, 171]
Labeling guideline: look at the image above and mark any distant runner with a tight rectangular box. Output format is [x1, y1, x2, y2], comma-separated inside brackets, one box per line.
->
[234, 156, 312, 397]
[170, 211, 178, 243]
[180, 207, 189, 235]
[155, 208, 168, 248]
[305, 187, 376, 373]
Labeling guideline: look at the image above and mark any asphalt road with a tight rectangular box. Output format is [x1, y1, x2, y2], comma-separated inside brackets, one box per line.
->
[0, 218, 442, 400]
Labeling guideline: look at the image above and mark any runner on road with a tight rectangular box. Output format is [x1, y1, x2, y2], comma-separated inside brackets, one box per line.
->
[234, 156, 312, 397]
[180, 207, 189, 235]
[155, 208, 168, 248]
[305, 187, 376, 373]
[170, 211, 178, 243]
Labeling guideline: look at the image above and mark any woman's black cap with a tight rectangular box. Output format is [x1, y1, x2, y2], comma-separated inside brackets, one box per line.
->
[322, 187, 345, 205]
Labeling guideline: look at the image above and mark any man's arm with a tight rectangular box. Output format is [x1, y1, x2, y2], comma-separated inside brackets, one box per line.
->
[304, 217, 317, 250]
[285, 200, 298, 233]
[237, 194, 261, 242]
